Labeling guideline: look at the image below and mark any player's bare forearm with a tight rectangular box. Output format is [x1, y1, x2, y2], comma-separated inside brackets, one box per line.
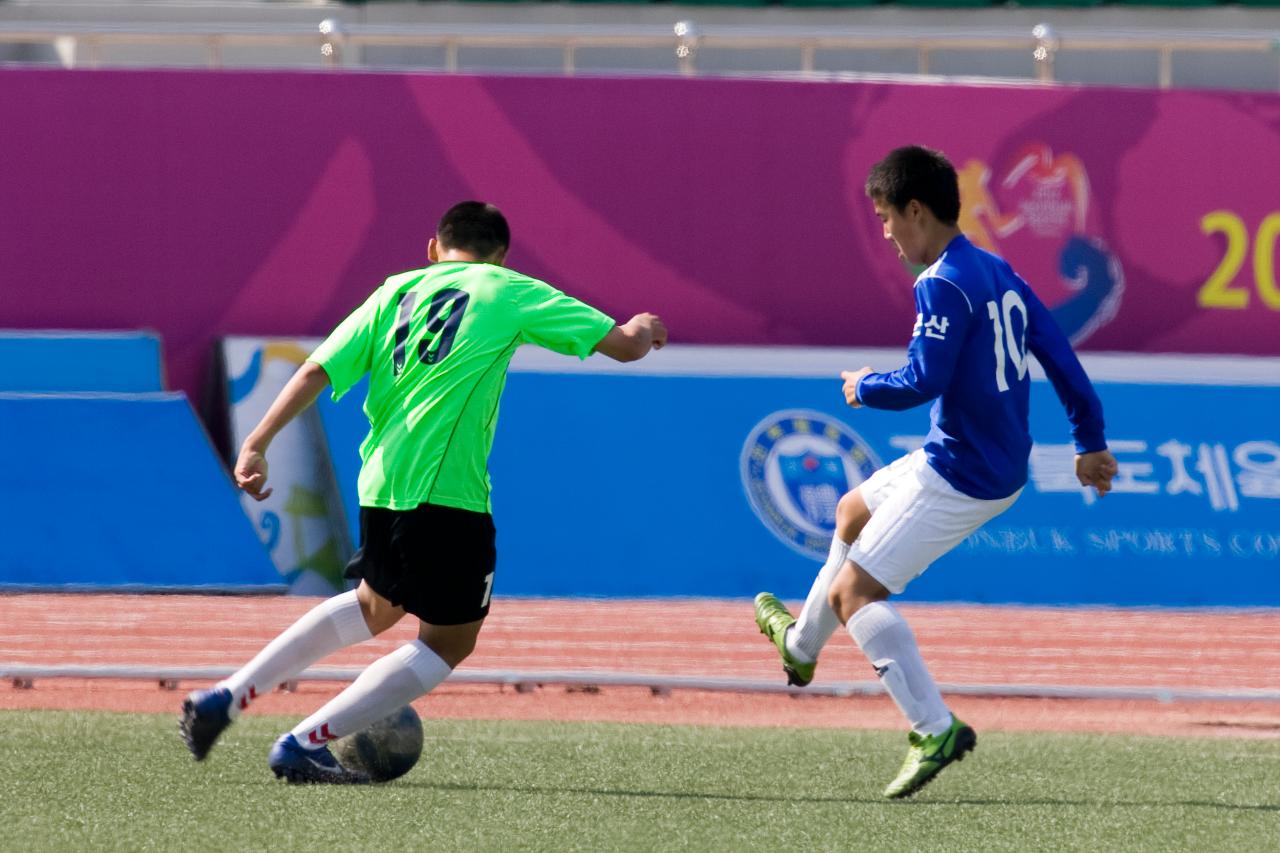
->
[594, 313, 668, 362]
[235, 362, 331, 502]
[242, 361, 332, 452]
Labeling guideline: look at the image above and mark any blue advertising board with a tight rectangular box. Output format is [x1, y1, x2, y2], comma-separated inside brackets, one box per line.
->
[0, 330, 163, 393]
[0, 392, 282, 590]
[318, 346, 1280, 608]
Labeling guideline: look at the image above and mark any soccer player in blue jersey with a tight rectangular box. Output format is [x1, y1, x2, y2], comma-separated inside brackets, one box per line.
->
[754, 145, 1118, 799]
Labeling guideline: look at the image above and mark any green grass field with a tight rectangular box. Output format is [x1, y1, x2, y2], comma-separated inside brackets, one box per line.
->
[3, 710, 1278, 852]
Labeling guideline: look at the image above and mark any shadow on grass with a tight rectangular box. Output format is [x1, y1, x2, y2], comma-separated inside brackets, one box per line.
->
[400, 780, 1280, 813]
[940, 798, 1280, 813]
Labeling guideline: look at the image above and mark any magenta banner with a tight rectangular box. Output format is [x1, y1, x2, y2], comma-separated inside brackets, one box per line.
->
[2, 69, 1278, 403]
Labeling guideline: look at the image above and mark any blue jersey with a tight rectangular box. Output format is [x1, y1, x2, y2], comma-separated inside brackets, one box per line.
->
[856, 234, 1106, 500]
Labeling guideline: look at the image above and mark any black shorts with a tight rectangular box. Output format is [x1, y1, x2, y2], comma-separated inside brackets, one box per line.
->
[343, 503, 497, 625]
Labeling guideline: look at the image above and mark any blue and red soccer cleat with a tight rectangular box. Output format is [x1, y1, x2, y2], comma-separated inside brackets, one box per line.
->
[268, 733, 370, 785]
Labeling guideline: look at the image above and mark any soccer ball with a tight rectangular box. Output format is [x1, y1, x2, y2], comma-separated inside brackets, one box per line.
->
[331, 704, 424, 783]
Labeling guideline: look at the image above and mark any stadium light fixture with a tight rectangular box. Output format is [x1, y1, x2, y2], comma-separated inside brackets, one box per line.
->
[674, 20, 701, 77]
[1032, 23, 1059, 83]
[319, 17, 344, 67]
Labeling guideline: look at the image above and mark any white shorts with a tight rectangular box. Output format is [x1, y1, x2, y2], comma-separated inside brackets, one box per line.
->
[848, 449, 1021, 595]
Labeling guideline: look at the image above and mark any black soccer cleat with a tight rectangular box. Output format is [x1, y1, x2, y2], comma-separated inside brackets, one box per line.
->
[179, 686, 234, 761]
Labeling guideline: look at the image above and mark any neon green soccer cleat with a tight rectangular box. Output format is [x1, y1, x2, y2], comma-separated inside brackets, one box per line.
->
[753, 592, 816, 687]
[883, 716, 977, 799]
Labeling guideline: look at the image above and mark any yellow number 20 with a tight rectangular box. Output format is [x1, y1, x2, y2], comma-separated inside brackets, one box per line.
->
[1256, 213, 1280, 310]
[1198, 211, 1280, 310]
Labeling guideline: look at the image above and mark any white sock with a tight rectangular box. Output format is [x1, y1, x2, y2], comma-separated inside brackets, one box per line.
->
[292, 640, 451, 749]
[219, 590, 372, 718]
[785, 537, 851, 664]
[848, 601, 952, 736]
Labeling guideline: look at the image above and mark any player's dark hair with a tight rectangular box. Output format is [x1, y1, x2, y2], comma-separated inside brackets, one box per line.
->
[865, 146, 961, 225]
[437, 201, 511, 259]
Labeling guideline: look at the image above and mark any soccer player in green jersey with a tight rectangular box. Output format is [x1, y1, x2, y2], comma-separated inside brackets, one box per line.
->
[180, 201, 667, 783]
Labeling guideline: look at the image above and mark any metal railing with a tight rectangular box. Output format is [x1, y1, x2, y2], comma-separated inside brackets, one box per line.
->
[0, 19, 1277, 88]
[7, 663, 1280, 703]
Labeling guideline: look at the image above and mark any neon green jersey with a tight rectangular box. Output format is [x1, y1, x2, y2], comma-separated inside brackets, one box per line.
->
[308, 262, 615, 512]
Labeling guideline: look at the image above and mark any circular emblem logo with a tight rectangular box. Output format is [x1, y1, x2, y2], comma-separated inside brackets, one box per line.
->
[740, 409, 883, 559]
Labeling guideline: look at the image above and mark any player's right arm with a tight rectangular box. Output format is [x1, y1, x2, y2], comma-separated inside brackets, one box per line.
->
[235, 362, 332, 501]
[236, 285, 383, 502]
[851, 277, 971, 411]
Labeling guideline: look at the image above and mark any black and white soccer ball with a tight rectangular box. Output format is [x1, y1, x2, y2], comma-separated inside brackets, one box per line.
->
[331, 704, 423, 783]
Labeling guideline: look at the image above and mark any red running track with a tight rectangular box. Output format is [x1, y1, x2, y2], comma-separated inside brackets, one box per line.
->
[2, 594, 1278, 738]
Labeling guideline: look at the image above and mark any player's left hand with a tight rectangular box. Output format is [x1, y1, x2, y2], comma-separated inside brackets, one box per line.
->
[1076, 449, 1119, 497]
[841, 367, 874, 409]
[641, 313, 668, 350]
